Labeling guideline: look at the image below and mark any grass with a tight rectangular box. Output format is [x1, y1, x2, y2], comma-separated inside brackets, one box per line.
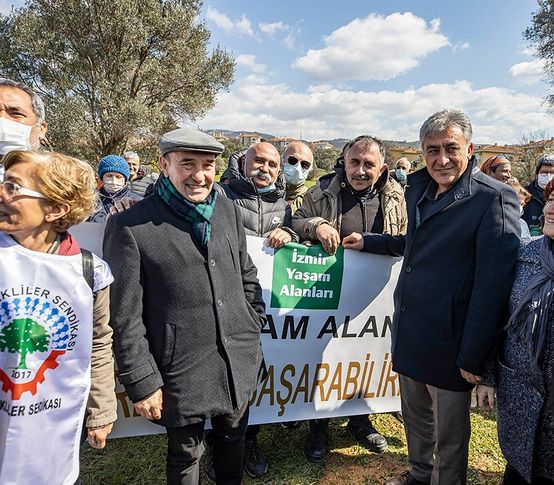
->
[80, 409, 505, 484]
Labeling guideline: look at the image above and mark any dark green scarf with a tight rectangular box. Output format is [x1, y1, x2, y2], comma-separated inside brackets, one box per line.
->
[156, 174, 217, 247]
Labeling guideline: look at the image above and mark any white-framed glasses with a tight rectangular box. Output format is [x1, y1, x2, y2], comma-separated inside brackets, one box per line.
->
[0, 180, 46, 200]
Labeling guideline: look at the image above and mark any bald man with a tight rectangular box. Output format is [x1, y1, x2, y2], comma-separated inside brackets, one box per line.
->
[207, 142, 298, 480]
[219, 142, 297, 248]
[281, 141, 314, 214]
[391, 157, 411, 188]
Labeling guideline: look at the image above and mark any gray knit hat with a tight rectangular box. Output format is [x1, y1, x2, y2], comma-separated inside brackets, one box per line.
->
[536, 153, 554, 175]
[160, 128, 224, 156]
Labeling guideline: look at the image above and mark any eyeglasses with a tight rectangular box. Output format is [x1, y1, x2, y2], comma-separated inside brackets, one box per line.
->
[287, 156, 312, 171]
[0, 180, 46, 200]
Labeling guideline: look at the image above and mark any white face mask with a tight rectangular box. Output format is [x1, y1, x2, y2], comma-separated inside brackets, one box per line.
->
[283, 161, 310, 186]
[538, 172, 554, 189]
[103, 176, 126, 194]
[0, 117, 33, 155]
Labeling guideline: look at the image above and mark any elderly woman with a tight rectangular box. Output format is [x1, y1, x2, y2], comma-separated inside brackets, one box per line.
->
[480, 154, 512, 183]
[89, 154, 141, 223]
[478, 178, 554, 484]
[0, 150, 116, 484]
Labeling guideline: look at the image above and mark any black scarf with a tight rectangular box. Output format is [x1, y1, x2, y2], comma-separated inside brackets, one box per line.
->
[508, 236, 554, 363]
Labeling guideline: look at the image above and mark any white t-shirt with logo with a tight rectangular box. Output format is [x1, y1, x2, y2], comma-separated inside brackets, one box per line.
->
[0, 232, 112, 485]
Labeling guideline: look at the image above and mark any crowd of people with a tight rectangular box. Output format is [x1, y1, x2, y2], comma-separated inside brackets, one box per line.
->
[0, 77, 553, 485]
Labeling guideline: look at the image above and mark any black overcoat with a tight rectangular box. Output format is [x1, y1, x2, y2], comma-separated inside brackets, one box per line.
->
[363, 159, 521, 391]
[103, 193, 265, 427]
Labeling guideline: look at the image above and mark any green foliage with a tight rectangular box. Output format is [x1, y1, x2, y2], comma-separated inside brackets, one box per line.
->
[312, 146, 341, 174]
[513, 130, 552, 185]
[525, 1, 554, 108]
[0, 318, 49, 369]
[217, 137, 244, 174]
[0, 0, 234, 161]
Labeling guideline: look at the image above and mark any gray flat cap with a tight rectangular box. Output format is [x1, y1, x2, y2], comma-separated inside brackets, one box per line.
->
[160, 127, 224, 156]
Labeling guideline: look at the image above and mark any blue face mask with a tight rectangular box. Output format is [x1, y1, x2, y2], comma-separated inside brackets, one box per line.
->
[257, 184, 276, 194]
[284, 162, 309, 186]
[395, 168, 407, 182]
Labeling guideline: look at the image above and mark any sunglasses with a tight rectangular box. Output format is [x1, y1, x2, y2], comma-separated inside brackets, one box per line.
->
[287, 156, 312, 171]
[0, 180, 47, 201]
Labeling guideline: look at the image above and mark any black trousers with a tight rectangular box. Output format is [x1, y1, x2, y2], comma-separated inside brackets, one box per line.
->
[166, 402, 249, 485]
[310, 414, 370, 431]
[245, 424, 260, 439]
[503, 465, 554, 485]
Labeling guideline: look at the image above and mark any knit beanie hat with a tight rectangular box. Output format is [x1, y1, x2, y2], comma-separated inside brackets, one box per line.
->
[98, 155, 130, 181]
[536, 154, 554, 175]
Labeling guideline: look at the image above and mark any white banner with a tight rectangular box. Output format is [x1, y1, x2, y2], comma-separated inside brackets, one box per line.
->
[70, 223, 402, 438]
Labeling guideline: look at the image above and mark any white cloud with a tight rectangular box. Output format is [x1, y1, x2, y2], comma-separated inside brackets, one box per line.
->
[235, 54, 266, 74]
[198, 76, 554, 144]
[282, 30, 297, 50]
[520, 47, 535, 56]
[510, 59, 546, 85]
[453, 41, 470, 52]
[293, 12, 450, 82]
[206, 7, 255, 38]
[259, 21, 288, 37]
[258, 20, 298, 50]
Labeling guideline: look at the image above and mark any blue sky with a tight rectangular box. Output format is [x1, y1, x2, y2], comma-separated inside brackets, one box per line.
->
[3, 0, 552, 143]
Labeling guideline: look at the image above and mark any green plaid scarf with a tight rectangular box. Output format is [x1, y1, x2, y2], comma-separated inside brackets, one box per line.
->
[156, 174, 217, 247]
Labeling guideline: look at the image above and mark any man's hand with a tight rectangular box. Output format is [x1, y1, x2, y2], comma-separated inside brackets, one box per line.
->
[108, 197, 139, 217]
[87, 422, 113, 449]
[476, 385, 495, 409]
[460, 368, 482, 385]
[134, 388, 163, 420]
[342, 232, 364, 251]
[316, 223, 340, 255]
[266, 228, 292, 248]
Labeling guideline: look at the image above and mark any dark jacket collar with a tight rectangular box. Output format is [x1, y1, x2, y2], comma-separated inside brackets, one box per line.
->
[525, 179, 545, 203]
[412, 157, 478, 226]
[410, 156, 477, 201]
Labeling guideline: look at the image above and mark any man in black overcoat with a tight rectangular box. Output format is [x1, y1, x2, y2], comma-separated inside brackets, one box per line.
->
[103, 127, 265, 485]
[362, 110, 520, 485]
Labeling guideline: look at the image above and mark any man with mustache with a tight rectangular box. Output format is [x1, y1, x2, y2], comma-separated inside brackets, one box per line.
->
[220, 142, 297, 249]
[206, 141, 297, 480]
[291, 135, 407, 462]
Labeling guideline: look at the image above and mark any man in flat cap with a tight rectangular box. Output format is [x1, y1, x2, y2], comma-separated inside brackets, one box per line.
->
[104, 127, 266, 485]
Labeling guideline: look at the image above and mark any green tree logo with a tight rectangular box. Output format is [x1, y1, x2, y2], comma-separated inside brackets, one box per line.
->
[0, 318, 50, 369]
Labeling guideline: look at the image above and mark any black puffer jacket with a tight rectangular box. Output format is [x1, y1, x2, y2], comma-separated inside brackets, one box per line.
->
[220, 151, 298, 240]
[522, 180, 545, 232]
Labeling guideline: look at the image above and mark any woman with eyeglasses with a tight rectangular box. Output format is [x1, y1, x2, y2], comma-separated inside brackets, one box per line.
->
[478, 177, 554, 485]
[0, 150, 116, 484]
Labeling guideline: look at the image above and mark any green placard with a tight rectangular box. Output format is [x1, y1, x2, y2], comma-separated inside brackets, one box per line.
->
[270, 243, 344, 309]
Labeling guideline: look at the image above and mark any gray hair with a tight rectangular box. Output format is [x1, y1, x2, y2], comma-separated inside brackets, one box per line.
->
[419, 109, 472, 147]
[396, 157, 411, 169]
[0, 78, 46, 123]
[341, 135, 386, 164]
[122, 151, 140, 162]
